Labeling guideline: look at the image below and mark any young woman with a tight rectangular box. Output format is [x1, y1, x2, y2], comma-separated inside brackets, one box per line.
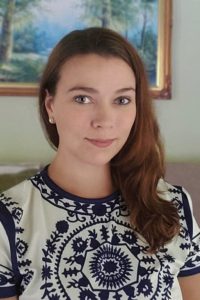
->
[0, 27, 199, 300]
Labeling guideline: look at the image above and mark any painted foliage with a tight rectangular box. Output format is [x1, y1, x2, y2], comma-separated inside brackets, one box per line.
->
[0, 0, 158, 85]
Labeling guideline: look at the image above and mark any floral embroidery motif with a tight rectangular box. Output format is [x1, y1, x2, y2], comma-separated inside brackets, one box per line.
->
[0, 265, 15, 287]
[85, 243, 136, 290]
[30, 174, 128, 220]
[40, 217, 177, 299]
[0, 193, 33, 291]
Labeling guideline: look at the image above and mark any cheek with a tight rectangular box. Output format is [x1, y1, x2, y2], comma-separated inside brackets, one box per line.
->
[56, 111, 88, 133]
[121, 110, 136, 133]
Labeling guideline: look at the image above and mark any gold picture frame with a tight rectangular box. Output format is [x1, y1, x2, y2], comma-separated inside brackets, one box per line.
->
[0, 0, 172, 99]
[152, 0, 172, 99]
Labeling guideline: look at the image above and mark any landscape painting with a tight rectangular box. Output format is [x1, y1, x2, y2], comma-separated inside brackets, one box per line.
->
[0, 0, 171, 98]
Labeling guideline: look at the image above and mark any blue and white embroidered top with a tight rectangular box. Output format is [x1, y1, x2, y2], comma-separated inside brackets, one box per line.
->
[0, 167, 200, 299]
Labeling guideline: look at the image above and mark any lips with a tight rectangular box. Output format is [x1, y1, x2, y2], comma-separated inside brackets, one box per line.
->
[85, 138, 116, 148]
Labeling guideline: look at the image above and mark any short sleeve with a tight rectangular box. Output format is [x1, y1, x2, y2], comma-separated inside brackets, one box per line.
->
[0, 199, 19, 298]
[178, 188, 200, 277]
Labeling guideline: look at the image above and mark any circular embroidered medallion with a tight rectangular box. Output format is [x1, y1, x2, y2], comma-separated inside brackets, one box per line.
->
[83, 242, 138, 290]
[40, 217, 166, 299]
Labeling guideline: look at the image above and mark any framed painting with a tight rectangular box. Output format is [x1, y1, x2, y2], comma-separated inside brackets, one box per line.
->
[0, 0, 172, 99]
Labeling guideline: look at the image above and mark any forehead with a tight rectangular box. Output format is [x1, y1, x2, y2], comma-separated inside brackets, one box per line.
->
[58, 54, 136, 87]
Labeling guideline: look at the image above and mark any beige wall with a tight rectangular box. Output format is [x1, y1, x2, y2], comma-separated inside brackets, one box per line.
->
[155, 0, 200, 162]
[0, 0, 199, 164]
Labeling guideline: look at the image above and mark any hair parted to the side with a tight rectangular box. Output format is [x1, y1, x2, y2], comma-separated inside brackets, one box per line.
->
[39, 27, 180, 252]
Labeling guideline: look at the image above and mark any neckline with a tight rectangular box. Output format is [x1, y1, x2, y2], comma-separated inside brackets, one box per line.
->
[40, 166, 120, 204]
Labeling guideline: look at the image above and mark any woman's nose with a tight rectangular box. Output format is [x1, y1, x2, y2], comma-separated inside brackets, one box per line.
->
[91, 105, 114, 129]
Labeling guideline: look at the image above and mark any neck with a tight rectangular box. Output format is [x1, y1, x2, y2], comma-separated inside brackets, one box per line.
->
[48, 155, 115, 199]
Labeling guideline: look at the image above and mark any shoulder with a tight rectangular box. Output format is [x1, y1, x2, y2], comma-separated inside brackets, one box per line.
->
[1, 178, 34, 203]
[157, 178, 196, 239]
[0, 177, 41, 255]
[157, 178, 192, 207]
[0, 177, 38, 222]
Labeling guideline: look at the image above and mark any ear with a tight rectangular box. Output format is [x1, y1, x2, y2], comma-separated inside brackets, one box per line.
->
[45, 89, 54, 117]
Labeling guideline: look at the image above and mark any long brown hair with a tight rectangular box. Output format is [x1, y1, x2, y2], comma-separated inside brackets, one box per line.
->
[39, 27, 180, 252]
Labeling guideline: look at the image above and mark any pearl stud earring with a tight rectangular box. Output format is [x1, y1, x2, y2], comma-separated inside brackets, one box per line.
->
[49, 117, 55, 124]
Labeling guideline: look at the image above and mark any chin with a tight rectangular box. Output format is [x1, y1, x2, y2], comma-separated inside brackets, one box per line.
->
[84, 154, 115, 167]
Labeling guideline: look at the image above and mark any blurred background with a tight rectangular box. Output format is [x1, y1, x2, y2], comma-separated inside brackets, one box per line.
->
[0, 0, 199, 220]
[0, 0, 199, 164]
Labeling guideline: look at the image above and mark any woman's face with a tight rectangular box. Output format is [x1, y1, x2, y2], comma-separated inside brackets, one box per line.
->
[45, 54, 136, 167]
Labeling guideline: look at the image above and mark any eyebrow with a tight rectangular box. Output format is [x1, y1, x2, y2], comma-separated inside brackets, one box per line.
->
[67, 86, 136, 94]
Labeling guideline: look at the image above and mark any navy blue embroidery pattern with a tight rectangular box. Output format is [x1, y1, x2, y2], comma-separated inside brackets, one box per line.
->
[168, 187, 200, 276]
[87, 242, 133, 289]
[28, 177, 198, 300]
[179, 231, 200, 275]
[30, 174, 128, 221]
[0, 193, 33, 292]
[1, 174, 200, 299]
[0, 265, 15, 288]
[40, 215, 182, 300]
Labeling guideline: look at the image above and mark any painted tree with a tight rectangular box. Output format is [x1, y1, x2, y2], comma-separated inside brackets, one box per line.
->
[139, 0, 156, 51]
[79, 0, 111, 28]
[0, 0, 15, 63]
[111, 0, 138, 37]
[0, 0, 44, 63]
[102, 0, 112, 27]
[80, 0, 137, 35]
[79, 0, 157, 83]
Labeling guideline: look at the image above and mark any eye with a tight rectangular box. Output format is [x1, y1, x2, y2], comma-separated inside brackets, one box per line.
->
[115, 97, 131, 105]
[74, 95, 91, 104]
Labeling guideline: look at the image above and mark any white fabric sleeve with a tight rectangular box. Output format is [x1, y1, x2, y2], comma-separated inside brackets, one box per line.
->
[178, 188, 200, 277]
[0, 201, 18, 298]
